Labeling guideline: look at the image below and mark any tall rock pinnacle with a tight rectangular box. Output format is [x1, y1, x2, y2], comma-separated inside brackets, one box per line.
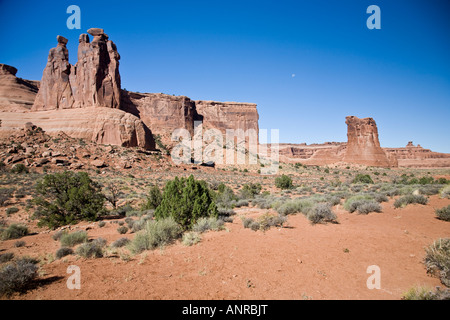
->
[343, 116, 395, 167]
[32, 29, 121, 111]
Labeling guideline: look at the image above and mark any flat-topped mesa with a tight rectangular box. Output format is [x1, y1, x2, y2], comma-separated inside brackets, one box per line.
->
[343, 115, 395, 167]
[32, 35, 75, 111]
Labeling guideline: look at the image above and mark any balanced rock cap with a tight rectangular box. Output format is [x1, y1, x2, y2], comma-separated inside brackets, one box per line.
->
[0, 64, 18, 76]
[57, 35, 68, 45]
[87, 28, 104, 36]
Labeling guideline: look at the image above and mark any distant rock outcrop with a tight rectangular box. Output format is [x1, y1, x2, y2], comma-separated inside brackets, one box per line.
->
[343, 116, 394, 167]
[0, 64, 39, 112]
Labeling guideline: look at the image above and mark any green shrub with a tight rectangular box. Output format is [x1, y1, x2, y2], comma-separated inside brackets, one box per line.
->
[215, 185, 237, 208]
[142, 184, 162, 210]
[128, 217, 182, 254]
[0, 252, 14, 263]
[257, 213, 287, 231]
[424, 238, 450, 286]
[275, 175, 293, 190]
[192, 217, 224, 233]
[60, 231, 88, 247]
[352, 174, 374, 184]
[0, 188, 14, 206]
[241, 217, 255, 229]
[11, 164, 28, 174]
[1, 224, 29, 240]
[5, 207, 19, 216]
[239, 183, 262, 199]
[0, 257, 38, 297]
[76, 240, 104, 258]
[55, 247, 73, 259]
[344, 195, 374, 212]
[441, 185, 450, 199]
[402, 286, 444, 300]
[307, 203, 337, 225]
[394, 194, 428, 208]
[276, 198, 314, 216]
[33, 171, 105, 229]
[117, 226, 129, 234]
[182, 232, 201, 246]
[155, 175, 218, 230]
[435, 205, 450, 222]
[356, 201, 382, 214]
[111, 237, 130, 248]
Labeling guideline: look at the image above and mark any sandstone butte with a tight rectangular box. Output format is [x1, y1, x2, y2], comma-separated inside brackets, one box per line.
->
[0, 28, 449, 168]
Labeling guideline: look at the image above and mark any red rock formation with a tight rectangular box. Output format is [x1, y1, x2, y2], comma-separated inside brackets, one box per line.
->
[0, 107, 154, 149]
[71, 29, 121, 109]
[384, 142, 450, 168]
[32, 36, 75, 111]
[121, 91, 196, 140]
[194, 101, 259, 137]
[0, 64, 39, 112]
[343, 116, 394, 167]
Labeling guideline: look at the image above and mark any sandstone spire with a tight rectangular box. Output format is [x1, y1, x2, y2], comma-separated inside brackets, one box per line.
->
[343, 116, 394, 167]
[32, 35, 75, 110]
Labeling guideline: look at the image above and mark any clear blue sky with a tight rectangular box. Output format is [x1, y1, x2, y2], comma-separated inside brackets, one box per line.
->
[1, 0, 449, 152]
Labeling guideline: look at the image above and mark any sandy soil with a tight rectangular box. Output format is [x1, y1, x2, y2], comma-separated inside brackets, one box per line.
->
[1, 194, 449, 300]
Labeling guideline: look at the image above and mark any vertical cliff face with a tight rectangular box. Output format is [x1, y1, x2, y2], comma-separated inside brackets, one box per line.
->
[121, 92, 196, 140]
[343, 116, 394, 167]
[194, 101, 259, 142]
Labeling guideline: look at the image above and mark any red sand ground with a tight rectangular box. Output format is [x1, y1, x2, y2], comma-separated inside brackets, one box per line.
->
[1, 195, 449, 300]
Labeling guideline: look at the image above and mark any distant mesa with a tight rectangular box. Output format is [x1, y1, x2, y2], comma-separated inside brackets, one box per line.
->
[0, 28, 449, 168]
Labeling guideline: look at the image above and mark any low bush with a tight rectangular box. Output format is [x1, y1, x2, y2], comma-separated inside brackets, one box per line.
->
[403, 286, 450, 300]
[182, 232, 201, 246]
[0, 252, 14, 263]
[352, 174, 374, 184]
[257, 213, 287, 231]
[11, 164, 28, 174]
[55, 247, 73, 259]
[356, 201, 382, 215]
[276, 198, 314, 216]
[275, 175, 293, 190]
[111, 237, 130, 248]
[435, 205, 450, 222]
[239, 183, 262, 199]
[192, 217, 224, 233]
[424, 238, 450, 286]
[1, 224, 29, 240]
[60, 231, 88, 247]
[0, 257, 38, 297]
[344, 195, 374, 212]
[117, 226, 129, 234]
[6, 207, 19, 216]
[307, 203, 338, 225]
[128, 217, 182, 254]
[394, 194, 428, 208]
[75, 240, 105, 258]
[441, 185, 450, 199]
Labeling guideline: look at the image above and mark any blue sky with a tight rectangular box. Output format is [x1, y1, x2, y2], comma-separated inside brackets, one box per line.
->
[1, 0, 449, 152]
